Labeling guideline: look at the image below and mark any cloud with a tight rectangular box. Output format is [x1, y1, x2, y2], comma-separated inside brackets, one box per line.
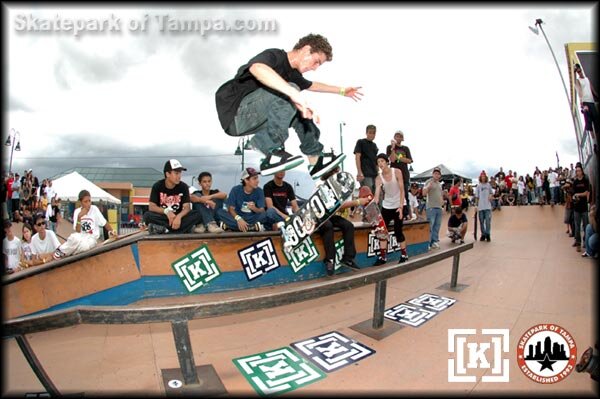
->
[7, 96, 34, 112]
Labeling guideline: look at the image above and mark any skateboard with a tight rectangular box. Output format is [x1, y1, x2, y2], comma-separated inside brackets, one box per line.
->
[279, 171, 355, 251]
[473, 206, 478, 240]
[358, 186, 389, 241]
[102, 228, 147, 245]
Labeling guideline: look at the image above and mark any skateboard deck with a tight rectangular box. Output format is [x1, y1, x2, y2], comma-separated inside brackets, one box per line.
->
[473, 206, 478, 240]
[102, 228, 146, 245]
[279, 171, 355, 251]
[358, 186, 389, 240]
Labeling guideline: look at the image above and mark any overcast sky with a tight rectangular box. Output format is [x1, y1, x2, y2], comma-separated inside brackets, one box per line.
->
[4, 4, 597, 198]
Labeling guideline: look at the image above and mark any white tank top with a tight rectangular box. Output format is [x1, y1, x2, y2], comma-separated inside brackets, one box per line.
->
[381, 169, 401, 209]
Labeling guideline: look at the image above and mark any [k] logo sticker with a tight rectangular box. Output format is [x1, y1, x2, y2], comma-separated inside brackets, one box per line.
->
[517, 323, 577, 384]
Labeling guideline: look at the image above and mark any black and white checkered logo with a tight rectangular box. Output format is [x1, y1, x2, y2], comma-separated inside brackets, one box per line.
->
[238, 238, 281, 281]
[408, 293, 457, 312]
[366, 232, 401, 257]
[291, 331, 375, 372]
[384, 303, 438, 327]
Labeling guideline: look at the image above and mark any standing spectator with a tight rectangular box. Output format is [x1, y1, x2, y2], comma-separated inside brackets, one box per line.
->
[582, 205, 598, 258]
[386, 130, 413, 218]
[495, 167, 506, 182]
[316, 167, 365, 276]
[534, 170, 544, 205]
[562, 179, 575, 238]
[475, 171, 493, 242]
[46, 197, 61, 233]
[423, 166, 444, 250]
[30, 213, 61, 265]
[446, 206, 468, 244]
[574, 63, 599, 134]
[517, 176, 526, 206]
[448, 180, 462, 210]
[571, 165, 590, 252]
[263, 170, 299, 221]
[143, 159, 203, 235]
[525, 174, 535, 205]
[542, 170, 551, 206]
[219, 167, 282, 232]
[371, 153, 408, 266]
[3, 220, 21, 274]
[490, 179, 502, 211]
[548, 168, 559, 206]
[6, 173, 15, 220]
[190, 171, 226, 233]
[354, 124, 379, 194]
[11, 173, 21, 220]
[504, 170, 513, 196]
[45, 179, 56, 203]
[53, 190, 117, 259]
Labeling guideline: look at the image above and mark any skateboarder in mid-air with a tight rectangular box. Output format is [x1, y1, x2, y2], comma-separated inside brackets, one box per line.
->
[215, 33, 363, 179]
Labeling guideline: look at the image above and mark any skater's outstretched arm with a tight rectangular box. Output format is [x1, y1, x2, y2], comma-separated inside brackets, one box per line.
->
[307, 82, 363, 102]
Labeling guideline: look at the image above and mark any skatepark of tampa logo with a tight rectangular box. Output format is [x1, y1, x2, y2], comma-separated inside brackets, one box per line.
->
[517, 323, 577, 384]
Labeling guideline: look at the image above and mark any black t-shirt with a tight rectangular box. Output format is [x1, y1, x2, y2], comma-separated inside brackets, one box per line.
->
[495, 171, 506, 181]
[386, 144, 412, 185]
[49, 205, 60, 223]
[448, 213, 467, 228]
[215, 48, 313, 131]
[572, 175, 590, 213]
[149, 179, 191, 215]
[353, 138, 379, 178]
[263, 180, 295, 214]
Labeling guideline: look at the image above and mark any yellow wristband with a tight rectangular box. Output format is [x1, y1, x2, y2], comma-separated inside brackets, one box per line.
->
[339, 87, 346, 96]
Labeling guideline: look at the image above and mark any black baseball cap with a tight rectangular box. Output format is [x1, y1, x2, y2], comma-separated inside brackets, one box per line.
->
[164, 159, 187, 173]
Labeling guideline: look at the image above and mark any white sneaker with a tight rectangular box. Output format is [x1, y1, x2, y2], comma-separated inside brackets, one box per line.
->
[431, 242, 440, 249]
[207, 222, 224, 233]
[193, 224, 206, 233]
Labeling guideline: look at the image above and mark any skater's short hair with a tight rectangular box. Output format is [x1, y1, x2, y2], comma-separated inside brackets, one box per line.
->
[366, 124, 376, 132]
[293, 34, 333, 61]
[454, 206, 463, 214]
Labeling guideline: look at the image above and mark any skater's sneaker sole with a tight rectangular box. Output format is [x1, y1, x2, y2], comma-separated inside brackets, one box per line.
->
[311, 153, 347, 180]
[260, 157, 304, 176]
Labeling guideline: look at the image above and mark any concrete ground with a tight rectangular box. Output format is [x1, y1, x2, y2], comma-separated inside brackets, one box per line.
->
[3, 205, 597, 396]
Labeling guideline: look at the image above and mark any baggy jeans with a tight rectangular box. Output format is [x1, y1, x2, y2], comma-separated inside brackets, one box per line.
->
[227, 83, 324, 157]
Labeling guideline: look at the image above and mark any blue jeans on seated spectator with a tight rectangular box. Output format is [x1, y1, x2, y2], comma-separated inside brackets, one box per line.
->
[216, 207, 283, 231]
[491, 198, 501, 210]
[584, 224, 597, 256]
[192, 195, 223, 226]
[478, 209, 492, 237]
[143, 210, 203, 234]
[426, 207, 442, 245]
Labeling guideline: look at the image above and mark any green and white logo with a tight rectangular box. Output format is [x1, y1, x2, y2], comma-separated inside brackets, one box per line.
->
[233, 347, 325, 396]
[334, 239, 344, 270]
[284, 237, 319, 273]
[171, 245, 221, 292]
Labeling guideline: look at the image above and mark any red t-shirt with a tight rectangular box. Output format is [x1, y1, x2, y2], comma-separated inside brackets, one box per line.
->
[504, 175, 513, 190]
[449, 186, 462, 206]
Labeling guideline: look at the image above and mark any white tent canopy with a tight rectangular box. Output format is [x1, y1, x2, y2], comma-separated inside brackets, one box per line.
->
[51, 171, 121, 204]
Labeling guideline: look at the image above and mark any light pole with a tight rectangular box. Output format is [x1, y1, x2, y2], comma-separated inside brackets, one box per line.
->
[339, 122, 346, 171]
[5, 128, 21, 174]
[528, 18, 580, 137]
[234, 137, 252, 171]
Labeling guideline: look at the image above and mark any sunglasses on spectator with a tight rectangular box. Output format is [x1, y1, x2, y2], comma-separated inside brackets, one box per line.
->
[36, 221, 46, 227]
